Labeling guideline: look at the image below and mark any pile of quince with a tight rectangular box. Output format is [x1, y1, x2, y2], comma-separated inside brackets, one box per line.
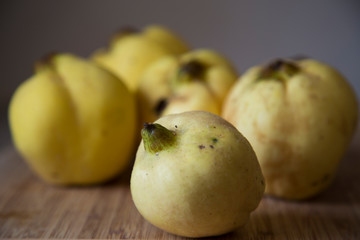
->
[8, 24, 359, 238]
[9, 25, 238, 185]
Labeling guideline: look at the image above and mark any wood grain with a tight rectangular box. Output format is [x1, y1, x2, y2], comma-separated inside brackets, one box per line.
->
[0, 127, 359, 239]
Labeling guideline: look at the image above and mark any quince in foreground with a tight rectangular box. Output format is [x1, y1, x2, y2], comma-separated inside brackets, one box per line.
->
[131, 111, 264, 237]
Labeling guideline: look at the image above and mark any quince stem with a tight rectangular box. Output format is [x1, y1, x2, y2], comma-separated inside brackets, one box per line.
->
[141, 123, 176, 154]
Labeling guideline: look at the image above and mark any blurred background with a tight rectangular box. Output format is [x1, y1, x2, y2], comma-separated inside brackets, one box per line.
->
[1, 0, 359, 147]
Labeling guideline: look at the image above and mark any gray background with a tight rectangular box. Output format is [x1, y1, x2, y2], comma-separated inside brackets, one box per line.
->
[1, 0, 359, 146]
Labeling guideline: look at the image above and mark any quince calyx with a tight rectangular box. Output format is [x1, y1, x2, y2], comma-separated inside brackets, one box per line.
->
[177, 60, 207, 82]
[259, 59, 299, 82]
[110, 26, 139, 46]
[34, 52, 59, 73]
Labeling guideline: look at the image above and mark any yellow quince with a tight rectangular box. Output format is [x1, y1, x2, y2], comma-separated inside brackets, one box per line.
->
[137, 49, 238, 124]
[92, 25, 189, 91]
[9, 53, 137, 185]
[223, 58, 358, 199]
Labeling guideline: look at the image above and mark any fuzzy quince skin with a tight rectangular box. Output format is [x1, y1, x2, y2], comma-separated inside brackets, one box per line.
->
[222, 58, 358, 199]
[92, 25, 189, 91]
[161, 81, 220, 116]
[9, 53, 137, 185]
[137, 49, 238, 124]
[131, 111, 264, 238]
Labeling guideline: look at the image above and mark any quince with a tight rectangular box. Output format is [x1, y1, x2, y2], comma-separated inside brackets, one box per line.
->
[137, 49, 237, 124]
[92, 25, 189, 91]
[131, 111, 264, 237]
[9, 53, 137, 185]
[222, 58, 358, 199]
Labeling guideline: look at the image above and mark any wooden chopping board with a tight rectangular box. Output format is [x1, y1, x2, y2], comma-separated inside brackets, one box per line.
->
[0, 126, 359, 239]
